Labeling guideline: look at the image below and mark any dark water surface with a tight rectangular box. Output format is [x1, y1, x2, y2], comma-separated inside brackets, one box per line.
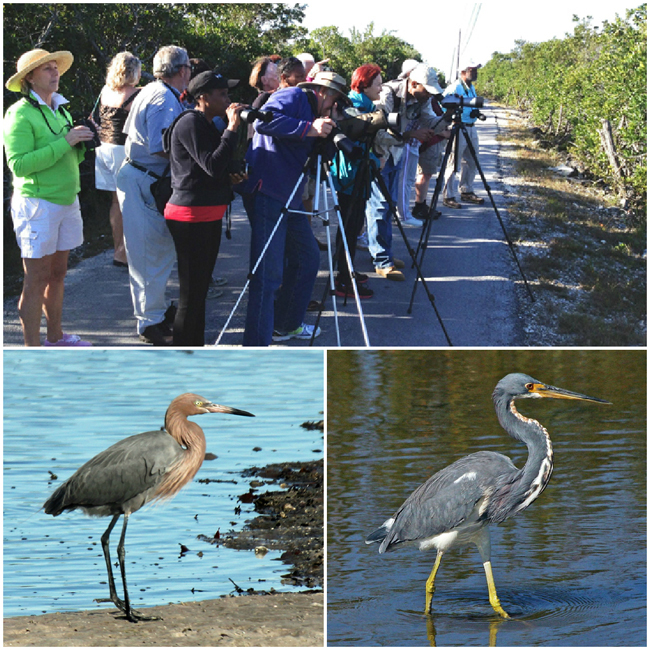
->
[327, 350, 646, 646]
[4, 349, 324, 618]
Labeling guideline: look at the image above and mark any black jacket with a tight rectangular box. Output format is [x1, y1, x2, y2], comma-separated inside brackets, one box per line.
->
[165, 110, 237, 206]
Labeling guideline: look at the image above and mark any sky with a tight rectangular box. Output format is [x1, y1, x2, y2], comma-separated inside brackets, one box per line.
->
[301, 1, 640, 79]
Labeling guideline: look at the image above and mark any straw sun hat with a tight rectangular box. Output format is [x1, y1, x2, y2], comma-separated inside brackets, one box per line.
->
[6, 48, 74, 92]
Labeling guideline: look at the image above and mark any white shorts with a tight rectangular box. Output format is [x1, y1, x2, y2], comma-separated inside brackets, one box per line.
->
[95, 142, 127, 191]
[11, 195, 84, 259]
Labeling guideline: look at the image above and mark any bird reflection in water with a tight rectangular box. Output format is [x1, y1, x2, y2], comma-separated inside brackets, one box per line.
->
[366, 373, 610, 618]
[43, 393, 254, 622]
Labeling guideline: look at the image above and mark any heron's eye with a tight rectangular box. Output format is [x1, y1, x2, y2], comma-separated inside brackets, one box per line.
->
[525, 383, 534, 391]
[194, 400, 203, 407]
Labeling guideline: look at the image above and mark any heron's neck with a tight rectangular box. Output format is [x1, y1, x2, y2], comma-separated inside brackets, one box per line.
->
[502, 399, 554, 513]
[156, 414, 207, 501]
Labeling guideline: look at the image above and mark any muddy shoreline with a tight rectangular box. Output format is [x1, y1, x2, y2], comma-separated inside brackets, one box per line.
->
[4, 458, 324, 647]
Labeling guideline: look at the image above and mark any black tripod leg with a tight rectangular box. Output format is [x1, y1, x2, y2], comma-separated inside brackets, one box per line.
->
[369, 160, 452, 346]
[458, 123, 535, 302]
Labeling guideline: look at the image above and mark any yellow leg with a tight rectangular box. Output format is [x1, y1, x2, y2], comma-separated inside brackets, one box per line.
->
[483, 560, 510, 619]
[424, 550, 443, 614]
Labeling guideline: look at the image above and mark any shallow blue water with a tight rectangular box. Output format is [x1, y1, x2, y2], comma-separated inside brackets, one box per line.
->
[4, 349, 324, 618]
[327, 350, 646, 646]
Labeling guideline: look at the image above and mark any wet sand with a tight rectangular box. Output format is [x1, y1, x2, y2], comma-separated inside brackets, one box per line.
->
[3, 592, 324, 646]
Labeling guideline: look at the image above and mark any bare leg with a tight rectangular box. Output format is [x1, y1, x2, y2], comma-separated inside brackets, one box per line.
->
[42, 250, 69, 343]
[19, 254, 65, 346]
[424, 550, 444, 614]
[109, 191, 127, 265]
[414, 172, 432, 204]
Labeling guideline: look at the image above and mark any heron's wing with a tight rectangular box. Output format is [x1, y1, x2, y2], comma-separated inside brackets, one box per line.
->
[379, 451, 517, 552]
[43, 430, 184, 516]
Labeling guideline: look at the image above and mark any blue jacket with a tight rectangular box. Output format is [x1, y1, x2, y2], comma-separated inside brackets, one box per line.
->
[243, 87, 317, 209]
[444, 78, 478, 125]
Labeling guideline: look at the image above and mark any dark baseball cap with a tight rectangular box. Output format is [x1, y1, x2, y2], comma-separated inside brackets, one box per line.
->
[188, 71, 239, 98]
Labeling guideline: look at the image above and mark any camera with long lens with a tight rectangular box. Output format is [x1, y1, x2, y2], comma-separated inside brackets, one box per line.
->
[240, 107, 273, 124]
[336, 108, 401, 142]
[328, 126, 363, 161]
[440, 94, 485, 111]
[76, 118, 101, 150]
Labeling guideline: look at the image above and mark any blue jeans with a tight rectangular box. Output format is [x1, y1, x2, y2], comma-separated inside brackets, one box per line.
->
[366, 154, 402, 269]
[243, 192, 320, 346]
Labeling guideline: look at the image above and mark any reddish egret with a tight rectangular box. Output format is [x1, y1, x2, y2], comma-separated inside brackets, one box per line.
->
[43, 393, 255, 622]
[366, 374, 609, 617]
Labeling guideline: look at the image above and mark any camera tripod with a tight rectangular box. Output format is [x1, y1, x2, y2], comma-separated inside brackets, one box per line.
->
[317, 133, 452, 346]
[407, 107, 535, 314]
[214, 141, 370, 347]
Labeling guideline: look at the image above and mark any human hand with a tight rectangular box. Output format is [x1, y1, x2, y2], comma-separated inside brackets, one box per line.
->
[406, 128, 436, 143]
[308, 117, 335, 138]
[65, 125, 95, 147]
[226, 103, 246, 131]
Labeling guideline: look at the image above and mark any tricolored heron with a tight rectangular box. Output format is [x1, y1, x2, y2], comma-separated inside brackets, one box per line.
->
[43, 393, 254, 622]
[365, 373, 609, 618]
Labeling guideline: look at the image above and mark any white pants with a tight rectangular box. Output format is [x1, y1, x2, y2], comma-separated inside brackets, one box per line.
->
[116, 161, 175, 334]
[443, 125, 479, 199]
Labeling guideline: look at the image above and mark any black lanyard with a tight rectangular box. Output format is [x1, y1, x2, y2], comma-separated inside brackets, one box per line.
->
[24, 94, 72, 136]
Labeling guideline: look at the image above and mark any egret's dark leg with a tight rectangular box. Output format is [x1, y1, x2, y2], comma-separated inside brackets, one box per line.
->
[95, 514, 124, 608]
[424, 550, 444, 614]
[115, 513, 161, 622]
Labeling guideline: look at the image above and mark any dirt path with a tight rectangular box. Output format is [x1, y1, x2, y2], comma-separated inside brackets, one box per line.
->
[3, 592, 323, 646]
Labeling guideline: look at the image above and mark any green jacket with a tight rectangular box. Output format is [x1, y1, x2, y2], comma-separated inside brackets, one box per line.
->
[4, 95, 85, 205]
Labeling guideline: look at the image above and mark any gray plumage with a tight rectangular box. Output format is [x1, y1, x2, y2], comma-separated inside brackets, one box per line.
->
[365, 373, 609, 617]
[43, 430, 185, 518]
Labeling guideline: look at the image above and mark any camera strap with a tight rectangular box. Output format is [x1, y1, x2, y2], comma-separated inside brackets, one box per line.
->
[22, 94, 72, 136]
[300, 88, 319, 118]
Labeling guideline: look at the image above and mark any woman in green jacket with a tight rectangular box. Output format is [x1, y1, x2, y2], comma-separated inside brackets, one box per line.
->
[4, 49, 95, 346]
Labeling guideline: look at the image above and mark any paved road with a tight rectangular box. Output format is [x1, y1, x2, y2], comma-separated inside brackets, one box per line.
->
[3, 108, 525, 347]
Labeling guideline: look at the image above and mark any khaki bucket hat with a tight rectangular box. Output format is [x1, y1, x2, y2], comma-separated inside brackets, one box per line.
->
[6, 48, 74, 92]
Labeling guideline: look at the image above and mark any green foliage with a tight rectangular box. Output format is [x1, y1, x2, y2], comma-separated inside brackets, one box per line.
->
[292, 22, 422, 84]
[3, 3, 308, 111]
[478, 5, 647, 217]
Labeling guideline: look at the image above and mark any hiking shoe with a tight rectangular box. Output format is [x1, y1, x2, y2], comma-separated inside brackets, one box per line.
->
[375, 266, 405, 281]
[461, 192, 485, 204]
[412, 202, 429, 219]
[140, 323, 173, 346]
[335, 281, 374, 299]
[272, 323, 322, 342]
[43, 333, 92, 347]
[393, 258, 405, 269]
[443, 197, 462, 209]
[337, 272, 368, 285]
[402, 214, 424, 227]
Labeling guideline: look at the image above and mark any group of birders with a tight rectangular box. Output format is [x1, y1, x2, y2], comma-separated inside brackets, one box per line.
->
[4, 44, 483, 347]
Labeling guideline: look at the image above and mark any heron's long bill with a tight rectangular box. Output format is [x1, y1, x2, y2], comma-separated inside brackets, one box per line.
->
[206, 403, 256, 417]
[528, 383, 611, 404]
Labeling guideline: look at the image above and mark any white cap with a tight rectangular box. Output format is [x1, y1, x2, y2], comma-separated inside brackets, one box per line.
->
[398, 59, 420, 79]
[409, 63, 443, 95]
[460, 59, 482, 71]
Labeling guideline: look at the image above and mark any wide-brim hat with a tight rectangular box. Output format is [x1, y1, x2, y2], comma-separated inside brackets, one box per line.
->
[187, 70, 239, 99]
[6, 49, 74, 92]
[298, 71, 347, 97]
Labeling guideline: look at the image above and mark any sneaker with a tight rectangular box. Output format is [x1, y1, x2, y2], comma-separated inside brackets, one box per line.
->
[43, 333, 92, 347]
[206, 286, 224, 300]
[140, 323, 173, 346]
[402, 214, 424, 227]
[411, 202, 429, 219]
[375, 266, 405, 281]
[393, 258, 405, 269]
[335, 281, 374, 299]
[461, 192, 485, 204]
[211, 276, 228, 287]
[337, 272, 369, 285]
[357, 232, 369, 251]
[272, 323, 322, 342]
[443, 197, 462, 209]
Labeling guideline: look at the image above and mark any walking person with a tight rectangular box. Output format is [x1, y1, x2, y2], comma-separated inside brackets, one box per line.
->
[4, 48, 94, 346]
